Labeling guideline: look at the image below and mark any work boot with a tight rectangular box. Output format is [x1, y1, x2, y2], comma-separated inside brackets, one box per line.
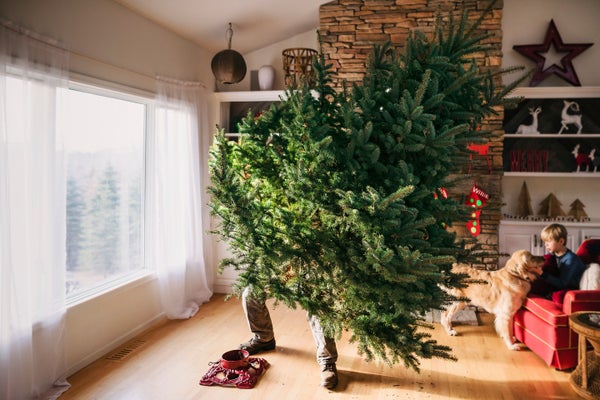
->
[238, 337, 276, 355]
[320, 362, 338, 389]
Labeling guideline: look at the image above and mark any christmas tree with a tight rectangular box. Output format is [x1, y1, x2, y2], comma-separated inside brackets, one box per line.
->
[209, 4, 524, 371]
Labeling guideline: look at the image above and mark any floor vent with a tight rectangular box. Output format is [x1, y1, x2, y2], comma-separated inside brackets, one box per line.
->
[105, 339, 147, 361]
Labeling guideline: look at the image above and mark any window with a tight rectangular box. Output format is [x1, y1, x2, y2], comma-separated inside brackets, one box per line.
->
[58, 84, 149, 301]
[5, 73, 209, 306]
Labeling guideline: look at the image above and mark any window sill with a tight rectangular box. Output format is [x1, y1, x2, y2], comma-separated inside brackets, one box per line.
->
[66, 270, 156, 309]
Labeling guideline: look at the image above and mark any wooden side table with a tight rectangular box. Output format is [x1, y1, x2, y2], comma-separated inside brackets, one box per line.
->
[569, 312, 600, 400]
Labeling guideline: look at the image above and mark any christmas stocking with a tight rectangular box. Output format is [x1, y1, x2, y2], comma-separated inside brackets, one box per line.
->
[465, 183, 489, 236]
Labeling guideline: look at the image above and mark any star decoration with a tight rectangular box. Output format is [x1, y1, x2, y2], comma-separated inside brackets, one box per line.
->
[513, 20, 593, 86]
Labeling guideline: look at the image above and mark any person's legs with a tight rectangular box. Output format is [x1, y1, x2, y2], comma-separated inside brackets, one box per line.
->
[308, 313, 338, 389]
[239, 287, 276, 354]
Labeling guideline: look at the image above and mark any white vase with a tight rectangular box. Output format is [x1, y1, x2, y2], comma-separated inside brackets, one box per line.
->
[258, 65, 275, 90]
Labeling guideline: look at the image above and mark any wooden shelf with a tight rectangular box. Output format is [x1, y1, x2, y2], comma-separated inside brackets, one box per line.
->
[504, 172, 599, 177]
[214, 90, 286, 102]
[501, 86, 600, 225]
[505, 134, 600, 138]
[500, 219, 600, 227]
[507, 86, 600, 99]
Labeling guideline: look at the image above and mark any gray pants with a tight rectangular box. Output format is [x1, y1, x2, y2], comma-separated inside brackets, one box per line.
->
[242, 287, 338, 365]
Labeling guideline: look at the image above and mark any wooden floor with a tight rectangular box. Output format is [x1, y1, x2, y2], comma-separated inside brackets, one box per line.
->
[61, 294, 580, 400]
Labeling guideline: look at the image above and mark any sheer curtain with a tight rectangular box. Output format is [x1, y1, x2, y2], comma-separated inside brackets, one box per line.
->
[148, 77, 213, 319]
[0, 22, 71, 399]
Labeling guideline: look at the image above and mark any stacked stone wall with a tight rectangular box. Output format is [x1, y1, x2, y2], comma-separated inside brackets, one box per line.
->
[318, 0, 505, 268]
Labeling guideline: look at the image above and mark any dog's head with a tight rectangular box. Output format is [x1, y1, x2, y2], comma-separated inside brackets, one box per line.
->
[505, 250, 545, 281]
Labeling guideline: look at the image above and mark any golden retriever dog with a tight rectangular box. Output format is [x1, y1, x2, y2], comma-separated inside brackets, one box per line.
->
[440, 250, 545, 350]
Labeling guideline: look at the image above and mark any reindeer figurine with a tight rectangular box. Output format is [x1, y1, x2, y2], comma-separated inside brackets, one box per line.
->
[572, 144, 590, 172]
[558, 100, 583, 134]
[589, 148, 600, 172]
[516, 106, 542, 134]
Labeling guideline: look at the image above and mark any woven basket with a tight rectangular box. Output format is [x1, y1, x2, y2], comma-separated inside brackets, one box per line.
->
[282, 48, 317, 88]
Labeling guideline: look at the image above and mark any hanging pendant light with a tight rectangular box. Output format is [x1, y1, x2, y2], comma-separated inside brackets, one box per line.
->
[211, 23, 247, 84]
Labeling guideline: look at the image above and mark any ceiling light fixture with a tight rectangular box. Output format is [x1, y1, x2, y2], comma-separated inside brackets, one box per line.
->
[211, 23, 247, 85]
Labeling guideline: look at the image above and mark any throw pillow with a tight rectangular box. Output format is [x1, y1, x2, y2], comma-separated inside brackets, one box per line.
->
[579, 263, 600, 290]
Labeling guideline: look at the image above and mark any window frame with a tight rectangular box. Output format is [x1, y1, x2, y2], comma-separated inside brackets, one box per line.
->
[63, 76, 156, 307]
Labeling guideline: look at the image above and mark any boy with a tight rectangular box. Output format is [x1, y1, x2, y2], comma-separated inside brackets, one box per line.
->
[530, 223, 586, 298]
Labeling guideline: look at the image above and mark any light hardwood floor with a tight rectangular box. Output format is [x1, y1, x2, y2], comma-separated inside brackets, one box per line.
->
[60, 294, 580, 400]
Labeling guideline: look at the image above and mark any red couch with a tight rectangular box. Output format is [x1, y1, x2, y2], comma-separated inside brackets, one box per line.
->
[513, 238, 600, 370]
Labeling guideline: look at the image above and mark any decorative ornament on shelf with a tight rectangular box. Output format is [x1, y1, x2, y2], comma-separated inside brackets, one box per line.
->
[282, 48, 317, 88]
[558, 100, 582, 134]
[568, 199, 588, 222]
[258, 65, 275, 90]
[516, 106, 542, 134]
[516, 181, 534, 217]
[590, 148, 600, 172]
[211, 23, 247, 85]
[538, 193, 565, 218]
[572, 143, 591, 172]
[465, 182, 489, 236]
[512, 19, 593, 87]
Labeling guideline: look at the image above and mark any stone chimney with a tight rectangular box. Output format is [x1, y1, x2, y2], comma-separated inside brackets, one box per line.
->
[318, 0, 505, 268]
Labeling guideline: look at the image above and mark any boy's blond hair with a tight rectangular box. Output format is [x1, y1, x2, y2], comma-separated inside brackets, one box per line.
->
[541, 223, 568, 243]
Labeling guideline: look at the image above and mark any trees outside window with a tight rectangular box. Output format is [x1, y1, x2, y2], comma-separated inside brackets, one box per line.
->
[58, 86, 146, 298]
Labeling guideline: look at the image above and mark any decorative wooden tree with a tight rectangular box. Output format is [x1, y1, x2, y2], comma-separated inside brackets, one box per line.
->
[568, 199, 588, 221]
[538, 193, 565, 218]
[516, 181, 534, 217]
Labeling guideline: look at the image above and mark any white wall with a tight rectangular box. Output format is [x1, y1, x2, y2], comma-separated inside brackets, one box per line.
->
[0, 0, 213, 91]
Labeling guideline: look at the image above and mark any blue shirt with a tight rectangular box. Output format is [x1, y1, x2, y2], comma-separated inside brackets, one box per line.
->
[543, 249, 586, 290]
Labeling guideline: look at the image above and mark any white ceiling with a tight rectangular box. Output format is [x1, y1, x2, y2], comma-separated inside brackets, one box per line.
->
[112, 0, 331, 54]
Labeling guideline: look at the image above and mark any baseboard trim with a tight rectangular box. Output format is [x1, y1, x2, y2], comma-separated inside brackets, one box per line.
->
[65, 312, 166, 377]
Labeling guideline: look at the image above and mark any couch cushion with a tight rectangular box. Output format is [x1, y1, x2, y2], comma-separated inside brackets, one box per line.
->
[522, 295, 569, 326]
[551, 289, 568, 306]
[563, 290, 600, 314]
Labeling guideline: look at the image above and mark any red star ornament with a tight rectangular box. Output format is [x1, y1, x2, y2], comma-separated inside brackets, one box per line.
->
[512, 20, 593, 87]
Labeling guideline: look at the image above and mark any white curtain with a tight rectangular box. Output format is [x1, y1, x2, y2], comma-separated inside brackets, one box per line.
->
[148, 77, 213, 319]
[0, 22, 71, 399]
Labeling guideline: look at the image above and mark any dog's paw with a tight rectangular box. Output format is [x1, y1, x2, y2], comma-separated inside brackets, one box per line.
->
[447, 329, 458, 336]
[507, 343, 521, 351]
